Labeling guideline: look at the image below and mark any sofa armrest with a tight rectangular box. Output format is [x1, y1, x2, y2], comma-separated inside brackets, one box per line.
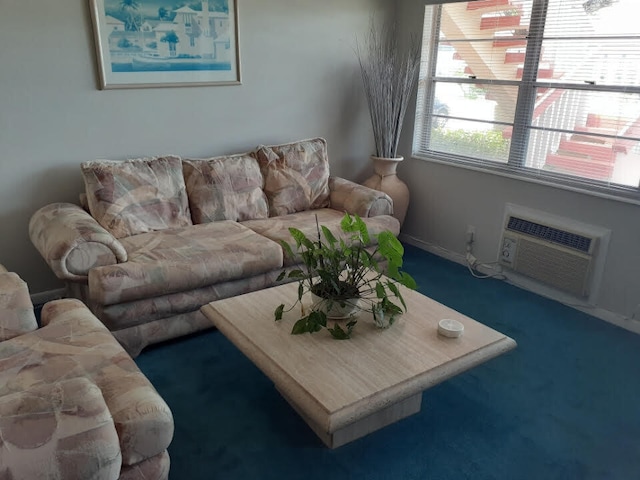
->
[0, 377, 122, 480]
[329, 177, 394, 217]
[0, 268, 38, 341]
[29, 203, 127, 282]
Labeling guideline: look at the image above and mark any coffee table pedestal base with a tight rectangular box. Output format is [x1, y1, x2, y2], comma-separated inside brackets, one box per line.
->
[280, 389, 423, 449]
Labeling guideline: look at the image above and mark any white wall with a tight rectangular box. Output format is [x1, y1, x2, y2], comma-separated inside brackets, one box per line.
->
[396, 0, 640, 325]
[0, 0, 391, 293]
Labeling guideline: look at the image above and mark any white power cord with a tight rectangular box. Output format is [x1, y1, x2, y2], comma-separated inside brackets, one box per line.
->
[466, 233, 506, 280]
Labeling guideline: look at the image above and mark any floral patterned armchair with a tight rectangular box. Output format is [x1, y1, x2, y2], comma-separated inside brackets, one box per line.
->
[0, 265, 174, 479]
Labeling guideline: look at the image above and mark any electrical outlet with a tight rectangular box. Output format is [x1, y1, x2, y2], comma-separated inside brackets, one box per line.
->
[466, 225, 476, 245]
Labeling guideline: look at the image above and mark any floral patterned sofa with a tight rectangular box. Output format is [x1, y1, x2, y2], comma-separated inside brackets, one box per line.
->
[29, 138, 398, 357]
[0, 264, 174, 479]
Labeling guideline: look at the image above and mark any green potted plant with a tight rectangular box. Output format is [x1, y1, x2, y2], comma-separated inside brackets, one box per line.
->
[274, 213, 417, 339]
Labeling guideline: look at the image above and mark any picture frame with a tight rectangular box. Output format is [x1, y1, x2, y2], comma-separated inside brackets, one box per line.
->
[89, 0, 241, 89]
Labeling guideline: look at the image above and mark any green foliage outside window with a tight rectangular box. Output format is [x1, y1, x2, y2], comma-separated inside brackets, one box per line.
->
[430, 127, 510, 161]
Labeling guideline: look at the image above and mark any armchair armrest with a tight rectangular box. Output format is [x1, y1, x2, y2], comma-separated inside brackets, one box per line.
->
[40, 299, 175, 466]
[0, 268, 38, 341]
[29, 203, 127, 282]
[0, 377, 122, 479]
[329, 177, 394, 217]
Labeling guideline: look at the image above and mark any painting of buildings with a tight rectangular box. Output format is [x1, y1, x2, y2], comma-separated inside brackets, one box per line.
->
[102, 0, 234, 72]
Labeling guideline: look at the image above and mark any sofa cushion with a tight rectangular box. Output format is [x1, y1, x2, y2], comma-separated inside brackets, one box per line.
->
[241, 208, 401, 267]
[253, 137, 331, 217]
[96, 270, 285, 331]
[89, 222, 284, 305]
[81, 156, 192, 239]
[183, 153, 268, 223]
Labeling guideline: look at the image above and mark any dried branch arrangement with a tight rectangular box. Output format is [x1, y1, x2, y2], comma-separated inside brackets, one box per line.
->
[356, 20, 421, 159]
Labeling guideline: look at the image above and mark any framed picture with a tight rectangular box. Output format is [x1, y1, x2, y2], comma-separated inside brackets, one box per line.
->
[90, 0, 240, 89]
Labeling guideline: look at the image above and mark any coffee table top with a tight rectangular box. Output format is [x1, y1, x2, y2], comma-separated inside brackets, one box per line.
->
[201, 279, 516, 433]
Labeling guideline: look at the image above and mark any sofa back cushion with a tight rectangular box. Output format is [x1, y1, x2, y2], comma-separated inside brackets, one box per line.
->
[81, 156, 192, 239]
[183, 153, 268, 223]
[253, 137, 331, 217]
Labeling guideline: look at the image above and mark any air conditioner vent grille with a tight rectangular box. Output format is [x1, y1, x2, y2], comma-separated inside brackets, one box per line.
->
[507, 216, 592, 253]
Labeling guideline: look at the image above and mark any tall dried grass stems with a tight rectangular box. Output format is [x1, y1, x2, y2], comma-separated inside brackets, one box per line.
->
[356, 21, 421, 159]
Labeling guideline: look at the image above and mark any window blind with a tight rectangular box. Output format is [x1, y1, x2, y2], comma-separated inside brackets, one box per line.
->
[414, 0, 640, 201]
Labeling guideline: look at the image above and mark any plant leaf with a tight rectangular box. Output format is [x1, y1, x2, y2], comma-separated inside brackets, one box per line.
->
[288, 269, 304, 279]
[376, 231, 405, 279]
[399, 272, 417, 290]
[383, 298, 403, 316]
[279, 240, 296, 261]
[289, 227, 315, 250]
[288, 228, 305, 248]
[353, 214, 370, 245]
[386, 281, 407, 311]
[276, 270, 286, 282]
[301, 251, 317, 269]
[291, 317, 311, 335]
[274, 304, 285, 321]
[340, 213, 354, 233]
[308, 310, 327, 330]
[298, 282, 304, 301]
[327, 323, 350, 339]
[375, 281, 386, 299]
[377, 231, 403, 256]
[321, 225, 338, 247]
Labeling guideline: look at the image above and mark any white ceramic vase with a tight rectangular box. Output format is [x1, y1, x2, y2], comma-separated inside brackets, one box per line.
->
[310, 293, 360, 319]
[363, 156, 410, 227]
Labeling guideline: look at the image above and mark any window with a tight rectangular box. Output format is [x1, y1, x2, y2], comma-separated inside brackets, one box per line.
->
[414, 0, 640, 202]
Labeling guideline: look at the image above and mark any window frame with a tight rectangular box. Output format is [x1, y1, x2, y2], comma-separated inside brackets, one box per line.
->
[413, 0, 640, 205]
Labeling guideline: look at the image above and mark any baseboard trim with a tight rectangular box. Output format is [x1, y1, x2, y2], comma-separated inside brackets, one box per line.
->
[31, 288, 66, 307]
[399, 234, 640, 335]
[400, 234, 467, 267]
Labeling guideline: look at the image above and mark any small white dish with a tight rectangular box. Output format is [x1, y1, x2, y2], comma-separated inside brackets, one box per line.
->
[438, 319, 464, 338]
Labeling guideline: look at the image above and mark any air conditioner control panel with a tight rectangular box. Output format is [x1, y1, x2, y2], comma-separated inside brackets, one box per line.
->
[500, 235, 517, 266]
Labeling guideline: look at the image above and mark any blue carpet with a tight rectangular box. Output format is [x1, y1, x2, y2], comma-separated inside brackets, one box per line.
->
[136, 244, 640, 480]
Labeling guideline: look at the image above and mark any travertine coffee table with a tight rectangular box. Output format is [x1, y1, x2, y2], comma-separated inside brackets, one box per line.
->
[201, 279, 516, 448]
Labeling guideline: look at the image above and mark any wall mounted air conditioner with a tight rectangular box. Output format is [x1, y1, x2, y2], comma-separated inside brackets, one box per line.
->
[499, 204, 610, 301]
